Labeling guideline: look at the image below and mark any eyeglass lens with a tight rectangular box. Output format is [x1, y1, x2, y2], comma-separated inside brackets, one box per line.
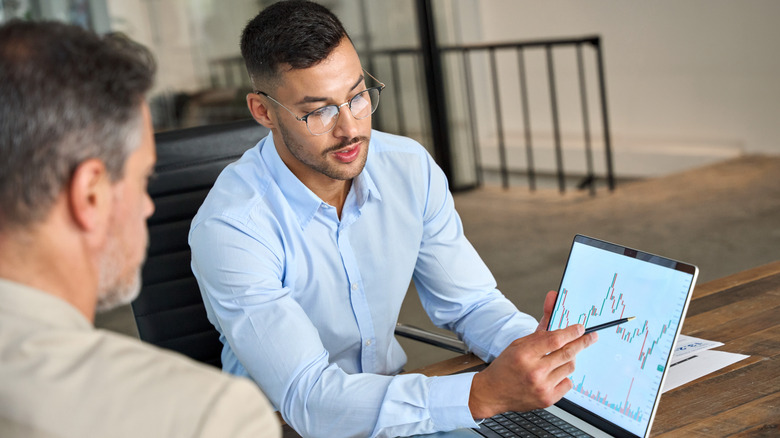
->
[306, 87, 381, 135]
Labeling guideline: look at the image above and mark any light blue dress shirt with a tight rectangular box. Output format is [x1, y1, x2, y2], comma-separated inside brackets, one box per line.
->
[189, 130, 538, 438]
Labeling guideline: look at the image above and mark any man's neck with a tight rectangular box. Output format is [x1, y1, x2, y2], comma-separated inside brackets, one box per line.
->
[0, 223, 97, 323]
[292, 176, 352, 219]
[318, 179, 352, 219]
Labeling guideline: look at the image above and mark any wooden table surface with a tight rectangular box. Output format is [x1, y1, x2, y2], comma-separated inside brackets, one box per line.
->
[651, 261, 780, 437]
[410, 260, 780, 437]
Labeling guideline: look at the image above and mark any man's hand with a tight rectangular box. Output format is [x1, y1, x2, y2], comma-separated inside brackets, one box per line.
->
[468, 291, 598, 419]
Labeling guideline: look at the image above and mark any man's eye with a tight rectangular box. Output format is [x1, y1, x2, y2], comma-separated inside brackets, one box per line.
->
[311, 106, 336, 117]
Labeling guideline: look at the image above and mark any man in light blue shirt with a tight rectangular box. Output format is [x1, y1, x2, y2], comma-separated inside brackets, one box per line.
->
[189, 1, 596, 437]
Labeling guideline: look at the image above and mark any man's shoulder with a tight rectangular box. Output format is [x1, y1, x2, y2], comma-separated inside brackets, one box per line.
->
[0, 324, 277, 437]
[193, 141, 273, 226]
[94, 331, 281, 436]
[366, 131, 442, 189]
[368, 130, 436, 174]
[3, 322, 246, 398]
[370, 130, 429, 155]
[95, 328, 232, 381]
[99, 330, 273, 411]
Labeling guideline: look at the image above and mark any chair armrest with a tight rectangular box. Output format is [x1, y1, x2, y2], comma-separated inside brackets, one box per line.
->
[394, 323, 468, 355]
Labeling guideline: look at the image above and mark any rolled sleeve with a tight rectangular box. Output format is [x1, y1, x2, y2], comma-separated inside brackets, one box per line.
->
[413, 151, 538, 363]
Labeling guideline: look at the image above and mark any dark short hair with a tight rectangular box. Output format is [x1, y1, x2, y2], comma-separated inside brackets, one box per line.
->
[0, 20, 156, 229]
[240, 0, 350, 90]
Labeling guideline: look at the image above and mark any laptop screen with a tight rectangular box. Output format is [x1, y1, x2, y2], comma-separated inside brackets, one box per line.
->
[550, 235, 697, 437]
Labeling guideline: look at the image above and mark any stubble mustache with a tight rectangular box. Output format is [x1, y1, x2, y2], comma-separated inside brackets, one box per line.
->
[323, 136, 369, 155]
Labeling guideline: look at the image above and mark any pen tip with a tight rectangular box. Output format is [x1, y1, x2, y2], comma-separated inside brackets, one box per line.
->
[627, 316, 636, 321]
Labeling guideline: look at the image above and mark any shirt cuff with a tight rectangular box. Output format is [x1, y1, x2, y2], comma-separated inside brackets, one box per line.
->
[428, 372, 481, 431]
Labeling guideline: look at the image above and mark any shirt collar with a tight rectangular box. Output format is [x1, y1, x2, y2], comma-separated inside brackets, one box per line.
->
[0, 278, 92, 330]
[259, 132, 382, 229]
[352, 157, 382, 206]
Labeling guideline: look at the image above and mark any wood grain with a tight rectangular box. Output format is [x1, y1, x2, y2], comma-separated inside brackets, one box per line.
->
[692, 261, 780, 299]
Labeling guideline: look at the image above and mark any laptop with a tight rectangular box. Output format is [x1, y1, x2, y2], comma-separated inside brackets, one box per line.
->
[412, 234, 698, 438]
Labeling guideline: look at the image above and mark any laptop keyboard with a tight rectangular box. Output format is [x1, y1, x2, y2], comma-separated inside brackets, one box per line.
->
[477, 409, 594, 438]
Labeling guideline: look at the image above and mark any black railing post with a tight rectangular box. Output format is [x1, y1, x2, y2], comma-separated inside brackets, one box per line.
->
[415, 0, 454, 187]
[577, 43, 596, 195]
[462, 50, 483, 186]
[594, 38, 615, 191]
[546, 45, 565, 193]
[489, 48, 509, 189]
[516, 47, 536, 191]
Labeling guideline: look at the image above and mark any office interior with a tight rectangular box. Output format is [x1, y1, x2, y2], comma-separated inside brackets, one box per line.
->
[4, 0, 778, 372]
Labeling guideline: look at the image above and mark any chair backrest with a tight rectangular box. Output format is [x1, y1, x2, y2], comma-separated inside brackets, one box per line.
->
[131, 119, 269, 368]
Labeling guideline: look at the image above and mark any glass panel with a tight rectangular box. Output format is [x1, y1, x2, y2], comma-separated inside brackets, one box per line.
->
[2, 0, 481, 185]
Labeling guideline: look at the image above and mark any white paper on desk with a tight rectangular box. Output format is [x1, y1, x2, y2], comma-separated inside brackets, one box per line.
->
[662, 349, 749, 393]
[672, 334, 724, 360]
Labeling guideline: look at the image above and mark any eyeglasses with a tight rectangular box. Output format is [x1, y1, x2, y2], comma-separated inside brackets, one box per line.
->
[255, 72, 385, 136]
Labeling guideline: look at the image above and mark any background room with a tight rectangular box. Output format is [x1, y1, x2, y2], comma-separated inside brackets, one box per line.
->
[4, 0, 777, 370]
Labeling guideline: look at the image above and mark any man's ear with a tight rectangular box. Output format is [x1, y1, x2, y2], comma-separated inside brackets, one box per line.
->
[246, 92, 276, 130]
[68, 158, 111, 233]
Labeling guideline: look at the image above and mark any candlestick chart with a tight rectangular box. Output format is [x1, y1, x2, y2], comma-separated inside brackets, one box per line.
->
[553, 241, 693, 435]
[551, 273, 675, 371]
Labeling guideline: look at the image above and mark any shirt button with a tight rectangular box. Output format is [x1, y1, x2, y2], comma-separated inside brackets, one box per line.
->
[365, 339, 372, 346]
[351, 283, 358, 291]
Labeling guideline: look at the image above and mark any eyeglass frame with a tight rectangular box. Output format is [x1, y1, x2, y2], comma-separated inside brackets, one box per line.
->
[254, 70, 385, 136]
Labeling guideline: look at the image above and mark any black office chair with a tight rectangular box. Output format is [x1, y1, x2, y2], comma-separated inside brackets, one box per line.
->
[131, 119, 466, 369]
[131, 119, 268, 368]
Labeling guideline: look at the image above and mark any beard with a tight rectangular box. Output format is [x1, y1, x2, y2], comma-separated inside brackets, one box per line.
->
[277, 116, 369, 181]
[95, 232, 144, 313]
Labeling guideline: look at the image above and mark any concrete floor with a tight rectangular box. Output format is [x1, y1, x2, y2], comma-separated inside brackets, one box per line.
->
[97, 155, 780, 372]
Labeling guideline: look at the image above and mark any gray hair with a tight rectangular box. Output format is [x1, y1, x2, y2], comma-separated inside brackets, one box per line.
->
[0, 21, 156, 229]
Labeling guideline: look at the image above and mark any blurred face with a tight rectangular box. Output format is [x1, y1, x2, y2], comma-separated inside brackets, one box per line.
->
[96, 104, 156, 312]
[269, 37, 372, 186]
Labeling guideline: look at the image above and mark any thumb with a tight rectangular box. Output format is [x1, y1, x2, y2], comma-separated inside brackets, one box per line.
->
[536, 290, 558, 332]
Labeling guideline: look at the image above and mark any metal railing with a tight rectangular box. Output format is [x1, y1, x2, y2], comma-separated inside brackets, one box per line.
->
[367, 35, 615, 194]
[395, 323, 468, 354]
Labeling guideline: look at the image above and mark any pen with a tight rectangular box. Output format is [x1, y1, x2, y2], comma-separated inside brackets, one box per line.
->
[584, 316, 636, 334]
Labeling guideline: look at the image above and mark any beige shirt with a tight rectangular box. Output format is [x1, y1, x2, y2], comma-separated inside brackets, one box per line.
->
[0, 278, 280, 438]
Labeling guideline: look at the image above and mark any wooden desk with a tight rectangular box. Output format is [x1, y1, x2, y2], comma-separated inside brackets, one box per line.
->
[409, 261, 780, 437]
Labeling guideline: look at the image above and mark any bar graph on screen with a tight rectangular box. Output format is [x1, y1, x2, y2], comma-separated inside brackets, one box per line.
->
[573, 375, 643, 422]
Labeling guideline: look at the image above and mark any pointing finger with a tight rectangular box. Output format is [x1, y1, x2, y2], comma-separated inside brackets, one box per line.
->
[544, 330, 598, 368]
[528, 324, 585, 356]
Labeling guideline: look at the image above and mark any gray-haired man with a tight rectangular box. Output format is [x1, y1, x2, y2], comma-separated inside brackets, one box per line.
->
[0, 20, 279, 438]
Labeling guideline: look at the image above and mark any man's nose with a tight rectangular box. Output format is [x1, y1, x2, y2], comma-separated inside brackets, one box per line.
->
[331, 104, 360, 139]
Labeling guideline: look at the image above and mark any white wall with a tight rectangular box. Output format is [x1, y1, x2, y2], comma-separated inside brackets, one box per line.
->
[471, 0, 780, 176]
